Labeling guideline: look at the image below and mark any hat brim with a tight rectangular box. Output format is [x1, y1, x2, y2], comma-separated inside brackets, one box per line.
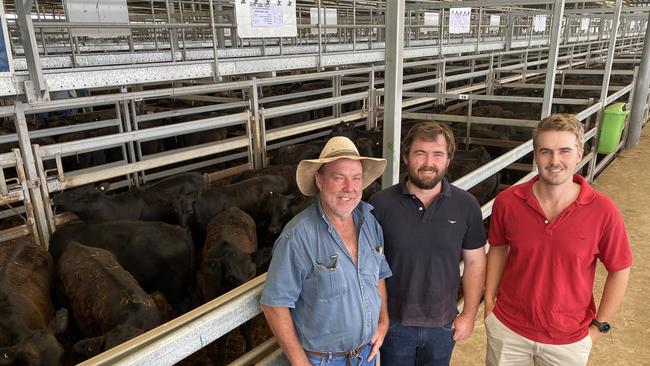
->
[296, 155, 387, 196]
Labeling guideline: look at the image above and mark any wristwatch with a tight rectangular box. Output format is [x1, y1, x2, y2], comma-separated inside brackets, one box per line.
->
[590, 319, 611, 333]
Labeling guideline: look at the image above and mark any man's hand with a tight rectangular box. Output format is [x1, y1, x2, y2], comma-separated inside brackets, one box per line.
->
[452, 312, 475, 341]
[484, 300, 495, 320]
[368, 319, 389, 361]
[588, 325, 604, 344]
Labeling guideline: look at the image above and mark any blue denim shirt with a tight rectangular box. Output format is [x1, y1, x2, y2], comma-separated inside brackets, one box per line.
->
[260, 198, 392, 352]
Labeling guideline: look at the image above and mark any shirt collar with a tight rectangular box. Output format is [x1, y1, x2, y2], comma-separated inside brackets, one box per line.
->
[513, 174, 596, 205]
[399, 178, 452, 198]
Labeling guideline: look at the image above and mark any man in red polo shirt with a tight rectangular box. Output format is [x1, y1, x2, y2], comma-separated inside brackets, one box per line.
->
[484, 113, 632, 365]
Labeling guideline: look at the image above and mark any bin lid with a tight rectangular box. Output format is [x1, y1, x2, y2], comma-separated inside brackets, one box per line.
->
[604, 102, 628, 114]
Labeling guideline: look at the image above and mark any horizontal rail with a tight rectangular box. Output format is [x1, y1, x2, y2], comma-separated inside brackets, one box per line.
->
[38, 112, 249, 157]
[262, 92, 367, 119]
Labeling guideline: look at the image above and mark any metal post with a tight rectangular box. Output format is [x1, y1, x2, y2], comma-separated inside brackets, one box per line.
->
[13, 102, 51, 247]
[367, 65, 376, 129]
[165, 0, 178, 62]
[317, 0, 323, 70]
[15, 0, 50, 102]
[627, 12, 650, 148]
[381, 0, 405, 188]
[599, 0, 622, 105]
[208, 0, 221, 81]
[541, 0, 566, 118]
[216, 4, 226, 49]
[250, 78, 264, 169]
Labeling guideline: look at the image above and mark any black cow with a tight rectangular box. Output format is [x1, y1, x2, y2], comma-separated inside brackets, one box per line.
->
[193, 176, 291, 234]
[52, 172, 206, 225]
[0, 240, 68, 366]
[272, 142, 323, 165]
[448, 146, 500, 205]
[197, 207, 268, 366]
[199, 207, 258, 302]
[50, 221, 195, 312]
[235, 165, 298, 193]
[56, 242, 161, 360]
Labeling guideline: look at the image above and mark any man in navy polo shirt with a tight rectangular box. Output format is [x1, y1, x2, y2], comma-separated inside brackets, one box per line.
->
[369, 122, 486, 365]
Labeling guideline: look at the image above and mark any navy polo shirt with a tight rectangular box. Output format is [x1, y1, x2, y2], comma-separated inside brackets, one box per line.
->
[369, 179, 485, 327]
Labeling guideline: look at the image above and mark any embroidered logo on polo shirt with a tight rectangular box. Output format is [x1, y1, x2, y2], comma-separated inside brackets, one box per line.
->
[448, 220, 457, 224]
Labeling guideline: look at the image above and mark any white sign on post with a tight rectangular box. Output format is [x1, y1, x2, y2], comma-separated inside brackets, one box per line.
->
[422, 12, 440, 32]
[449, 8, 471, 34]
[533, 15, 547, 32]
[0, 0, 12, 75]
[489, 15, 500, 30]
[310, 8, 337, 34]
[234, 0, 297, 39]
[65, 0, 131, 38]
[580, 18, 590, 32]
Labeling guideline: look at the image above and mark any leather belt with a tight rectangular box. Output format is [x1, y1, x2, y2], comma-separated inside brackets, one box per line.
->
[305, 344, 367, 366]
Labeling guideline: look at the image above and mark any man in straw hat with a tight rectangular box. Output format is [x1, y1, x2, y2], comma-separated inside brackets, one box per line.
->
[261, 136, 391, 366]
[369, 121, 486, 365]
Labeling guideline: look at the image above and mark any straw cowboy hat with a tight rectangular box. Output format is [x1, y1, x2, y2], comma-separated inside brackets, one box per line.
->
[296, 136, 387, 196]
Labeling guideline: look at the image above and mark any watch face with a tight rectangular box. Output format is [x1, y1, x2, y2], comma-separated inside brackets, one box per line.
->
[601, 323, 611, 332]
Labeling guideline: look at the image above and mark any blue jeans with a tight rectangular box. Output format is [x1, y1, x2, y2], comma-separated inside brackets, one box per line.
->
[306, 344, 375, 366]
[380, 322, 456, 366]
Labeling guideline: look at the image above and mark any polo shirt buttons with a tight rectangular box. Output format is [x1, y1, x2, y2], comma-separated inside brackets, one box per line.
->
[419, 207, 423, 211]
[544, 220, 549, 224]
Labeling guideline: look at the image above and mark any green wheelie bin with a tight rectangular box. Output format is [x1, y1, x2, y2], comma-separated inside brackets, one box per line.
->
[598, 102, 628, 154]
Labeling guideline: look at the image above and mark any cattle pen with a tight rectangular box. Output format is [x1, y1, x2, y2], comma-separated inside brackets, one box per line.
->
[0, 0, 649, 365]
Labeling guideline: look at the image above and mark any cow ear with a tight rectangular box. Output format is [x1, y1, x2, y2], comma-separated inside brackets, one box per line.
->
[0, 348, 16, 365]
[73, 336, 104, 359]
[49, 308, 69, 336]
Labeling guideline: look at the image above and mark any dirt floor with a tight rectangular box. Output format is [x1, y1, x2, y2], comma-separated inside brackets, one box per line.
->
[451, 125, 650, 366]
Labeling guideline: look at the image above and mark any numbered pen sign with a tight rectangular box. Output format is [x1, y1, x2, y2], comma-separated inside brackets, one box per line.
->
[533, 15, 547, 33]
[235, 0, 297, 39]
[0, 1, 12, 75]
[449, 8, 471, 34]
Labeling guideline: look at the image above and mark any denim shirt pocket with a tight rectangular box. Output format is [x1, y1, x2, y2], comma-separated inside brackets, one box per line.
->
[314, 256, 349, 299]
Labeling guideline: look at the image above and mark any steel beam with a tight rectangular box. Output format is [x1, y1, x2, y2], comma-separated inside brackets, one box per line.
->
[381, 0, 405, 188]
[541, 0, 566, 118]
[627, 12, 650, 148]
[15, 0, 49, 102]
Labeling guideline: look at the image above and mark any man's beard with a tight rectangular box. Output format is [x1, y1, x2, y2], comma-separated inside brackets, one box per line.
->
[408, 166, 447, 190]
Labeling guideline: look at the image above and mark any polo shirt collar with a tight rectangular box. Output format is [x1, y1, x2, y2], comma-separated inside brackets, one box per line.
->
[513, 174, 596, 206]
[399, 178, 452, 198]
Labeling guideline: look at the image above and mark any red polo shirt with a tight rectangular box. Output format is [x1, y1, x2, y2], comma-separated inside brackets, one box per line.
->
[488, 174, 632, 344]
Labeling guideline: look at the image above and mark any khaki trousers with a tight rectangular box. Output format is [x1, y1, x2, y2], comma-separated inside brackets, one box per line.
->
[485, 312, 592, 366]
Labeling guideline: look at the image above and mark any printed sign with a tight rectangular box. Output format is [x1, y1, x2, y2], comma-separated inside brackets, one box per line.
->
[449, 8, 471, 34]
[235, 0, 297, 39]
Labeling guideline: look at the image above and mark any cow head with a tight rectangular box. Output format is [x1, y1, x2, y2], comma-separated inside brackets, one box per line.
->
[200, 246, 255, 300]
[73, 324, 143, 360]
[52, 184, 105, 216]
[0, 309, 67, 366]
[267, 193, 293, 234]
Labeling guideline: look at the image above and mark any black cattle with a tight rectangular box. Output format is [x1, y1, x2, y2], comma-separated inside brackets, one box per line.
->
[199, 207, 258, 302]
[235, 165, 298, 193]
[197, 207, 268, 366]
[56, 242, 161, 360]
[52, 172, 206, 225]
[193, 176, 291, 234]
[272, 142, 323, 165]
[50, 221, 195, 312]
[0, 240, 68, 366]
[448, 146, 500, 205]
